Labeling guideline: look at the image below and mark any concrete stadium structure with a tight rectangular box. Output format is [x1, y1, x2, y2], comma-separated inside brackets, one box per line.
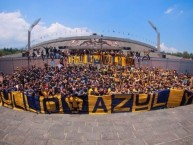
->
[1, 34, 193, 75]
[31, 34, 157, 53]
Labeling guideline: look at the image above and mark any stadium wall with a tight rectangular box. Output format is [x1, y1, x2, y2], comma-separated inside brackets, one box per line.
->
[139, 58, 193, 74]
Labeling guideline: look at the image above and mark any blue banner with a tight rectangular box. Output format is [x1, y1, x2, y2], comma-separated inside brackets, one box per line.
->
[0, 89, 193, 114]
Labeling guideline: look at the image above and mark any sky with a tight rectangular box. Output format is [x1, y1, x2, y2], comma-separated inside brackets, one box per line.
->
[0, 0, 193, 53]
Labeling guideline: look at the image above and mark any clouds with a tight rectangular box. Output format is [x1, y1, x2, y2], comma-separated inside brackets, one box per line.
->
[160, 43, 178, 53]
[165, 8, 174, 14]
[164, 6, 183, 15]
[0, 11, 29, 47]
[0, 11, 91, 48]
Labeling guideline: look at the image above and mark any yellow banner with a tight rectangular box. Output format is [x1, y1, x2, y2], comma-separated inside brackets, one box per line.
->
[67, 55, 134, 66]
[132, 94, 153, 112]
[39, 95, 63, 114]
[11, 91, 26, 111]
[24, 95, 38, 113]
[0, 94, 2, 106]
[89, 95, 112, 114]
[74, 56, 80, 64]
[0, 92, 12, 108]
[114, 56, 119, 65]
[65, 96, 83, 113]
[83, 55, 87, 63]
[112, 94, 132, 113]
[121, 56, 126, 66]
[103, 55, 112, 65]
[167, 89, 184, 108]
[0, 89, 192, 114]
[68, 56, 72, 63]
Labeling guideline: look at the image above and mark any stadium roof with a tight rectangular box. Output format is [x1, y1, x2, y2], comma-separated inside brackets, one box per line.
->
[31, 34, 157, 52]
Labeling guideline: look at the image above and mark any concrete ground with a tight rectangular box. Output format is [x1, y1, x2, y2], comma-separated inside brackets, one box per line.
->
[0, 105, 193, 145]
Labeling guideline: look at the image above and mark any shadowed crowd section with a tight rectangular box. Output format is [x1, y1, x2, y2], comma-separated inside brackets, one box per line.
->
[0, 89, 193, 114]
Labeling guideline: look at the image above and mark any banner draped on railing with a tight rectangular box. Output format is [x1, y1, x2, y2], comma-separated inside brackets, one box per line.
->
[12, 91, 26, 111]
[0, 89, 193, 114]
[67, 54, 134, 66]
[1, 90, 12, 108]
[89, 95, 111, 114]
[62, 94, 88, 114]
[24, 94, 41, 113]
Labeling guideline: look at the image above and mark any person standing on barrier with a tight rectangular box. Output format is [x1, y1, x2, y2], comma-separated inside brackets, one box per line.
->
[53, 47, 57, 59]
[32, 50, 36, 59]
[50, 47, 53, 59]
[41, 49, 45, 61]
[43, 46, 49, 59]
[135, 51, 140, 63]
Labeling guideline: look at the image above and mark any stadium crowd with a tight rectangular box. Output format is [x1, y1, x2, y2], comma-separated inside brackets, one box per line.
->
[31, 46, 141, 61]
[0, 63, 193, 97]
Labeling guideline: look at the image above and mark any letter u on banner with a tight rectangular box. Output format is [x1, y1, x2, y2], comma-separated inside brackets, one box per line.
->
[89, 95, 112, 114]
[132, 93, 153, 112]
[39, 95, 63, 114]
[1, 91, 12, 108]
[11, 91, 26, 111]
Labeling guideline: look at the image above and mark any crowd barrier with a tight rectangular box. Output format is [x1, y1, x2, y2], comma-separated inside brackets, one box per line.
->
[0, 89, 193, 114]
[67, 54, 134, 66]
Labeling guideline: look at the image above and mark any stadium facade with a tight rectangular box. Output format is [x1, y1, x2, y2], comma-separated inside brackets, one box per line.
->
[31, 34, 157, 53]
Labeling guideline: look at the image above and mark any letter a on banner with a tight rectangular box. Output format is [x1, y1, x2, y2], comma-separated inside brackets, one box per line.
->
[89, 95, 111, 114]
